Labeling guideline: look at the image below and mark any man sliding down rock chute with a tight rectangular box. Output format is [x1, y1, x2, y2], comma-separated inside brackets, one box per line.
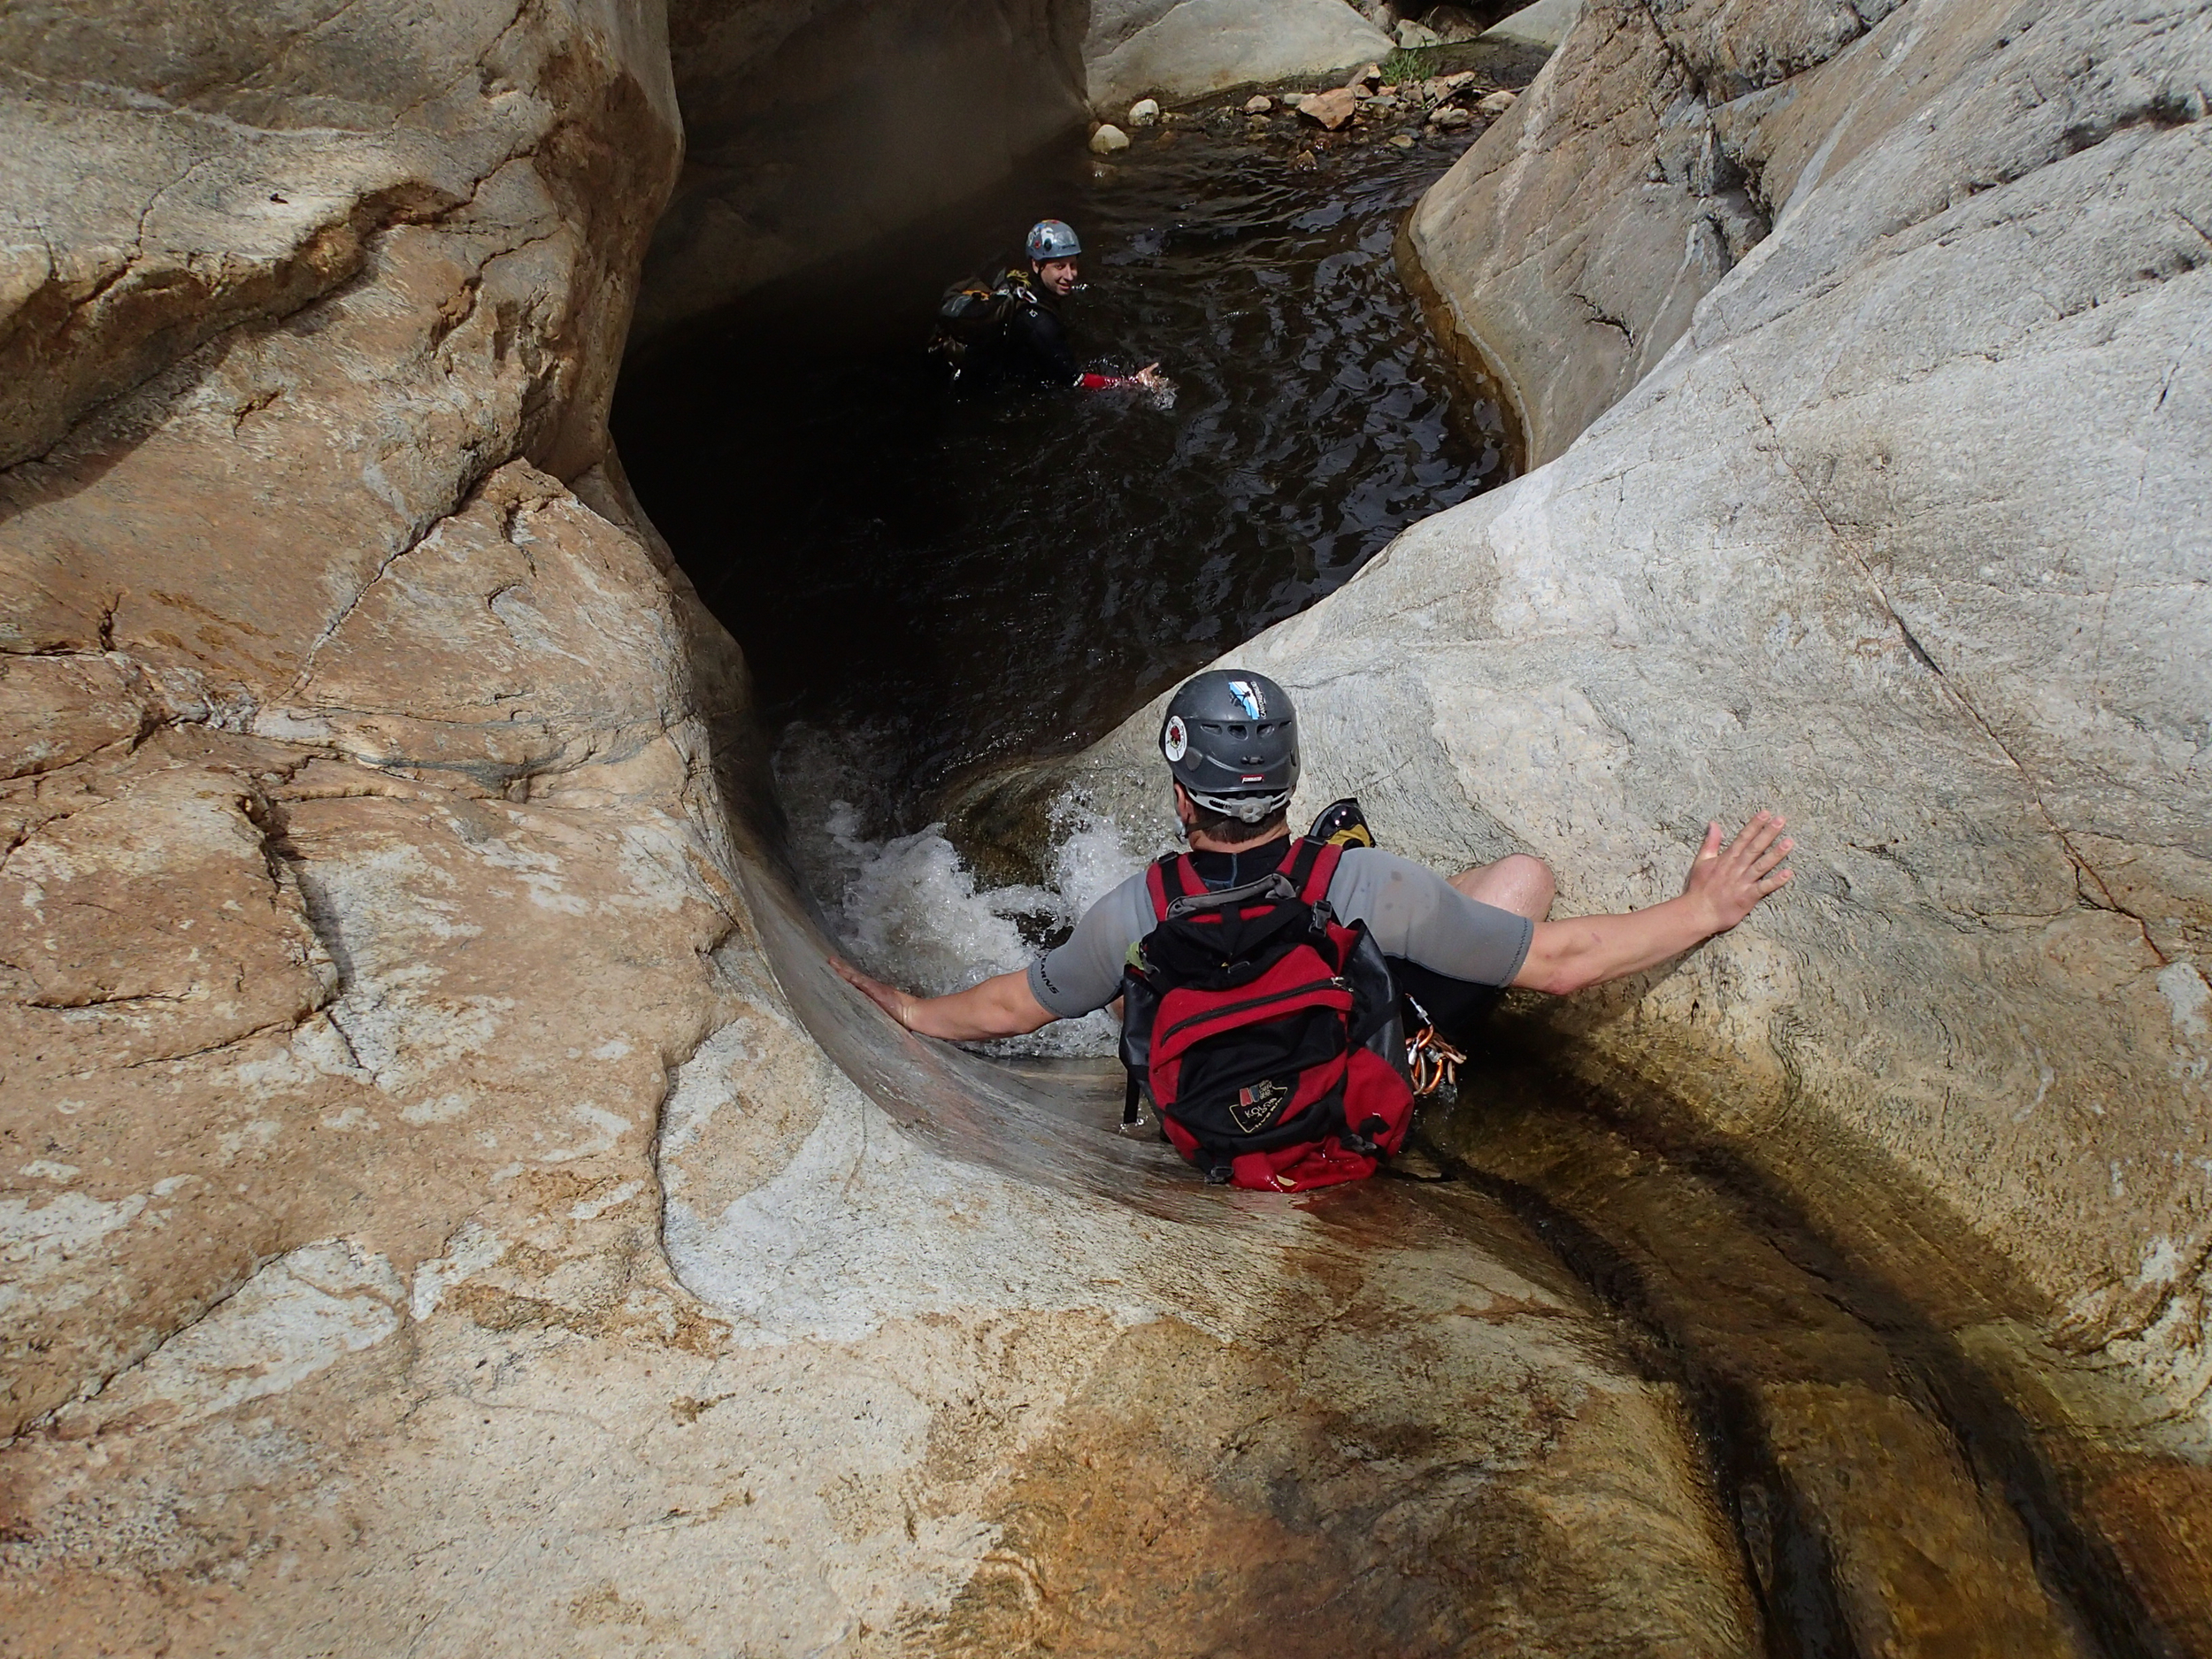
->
[835, 671, 1793, 1192]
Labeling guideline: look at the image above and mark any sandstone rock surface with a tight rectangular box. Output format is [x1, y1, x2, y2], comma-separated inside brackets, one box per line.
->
[15, 0, 2208, 1642]
[1065, 0, 2212, 1624]
[1409, 0, 1773, 460]
[1479, 0, 1583, 50]
[1086, 0, 1396, 111]
[0, 1, 1769, 1651]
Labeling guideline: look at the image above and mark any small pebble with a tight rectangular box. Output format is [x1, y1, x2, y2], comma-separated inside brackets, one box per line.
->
[1127, 97, 1161, 127]
[1477, 88, 1519, 117]
[1390, 133, 1417, 149]
[1244, 94, 1272, 114]
[1089, 123, 1131, 154]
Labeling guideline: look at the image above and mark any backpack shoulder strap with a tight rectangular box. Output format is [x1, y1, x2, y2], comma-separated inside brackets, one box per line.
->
[1144, 852, 1199, 922]
[1286, 837, 1343, 905]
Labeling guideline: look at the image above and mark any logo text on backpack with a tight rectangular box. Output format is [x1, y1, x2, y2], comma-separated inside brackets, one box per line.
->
[1231, 1078, 1290, 1133]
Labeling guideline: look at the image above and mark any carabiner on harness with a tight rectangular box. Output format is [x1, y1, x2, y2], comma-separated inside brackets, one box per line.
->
[1408, 1026, 1466, 1096]
[1402, 994, 1467, 1098]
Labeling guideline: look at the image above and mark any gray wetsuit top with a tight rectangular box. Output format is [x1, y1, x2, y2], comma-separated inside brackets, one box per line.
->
[1026, 843, 1532, 1018]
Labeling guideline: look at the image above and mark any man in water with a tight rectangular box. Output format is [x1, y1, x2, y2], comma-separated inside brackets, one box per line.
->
[834, 669, 1793, 1049]
[966, 219, 1164, 393]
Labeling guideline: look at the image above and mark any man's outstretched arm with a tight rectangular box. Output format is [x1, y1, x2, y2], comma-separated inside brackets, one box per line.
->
[1079, 361, 1164, 390]
[1515, 812, 1793, 995]
[833, 960, 1056, 1041]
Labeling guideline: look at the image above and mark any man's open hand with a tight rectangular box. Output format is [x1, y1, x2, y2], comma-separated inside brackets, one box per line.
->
[832, 955, 911, 1028]
[1131, 361, 1163, 389]
[1681, 811, 1793, 933]
[831, 957, 1056, 1041]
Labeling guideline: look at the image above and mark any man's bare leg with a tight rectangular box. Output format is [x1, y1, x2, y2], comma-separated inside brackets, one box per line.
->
[1449, 852, 1555, 922]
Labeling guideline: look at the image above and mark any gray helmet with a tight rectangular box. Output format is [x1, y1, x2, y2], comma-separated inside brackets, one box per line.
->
[1025, 219, 1082, 262]
[1160, 670, 1300, 823]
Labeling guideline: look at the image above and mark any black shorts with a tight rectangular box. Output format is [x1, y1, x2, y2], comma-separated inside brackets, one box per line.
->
[1388, 957, 1504, 1051]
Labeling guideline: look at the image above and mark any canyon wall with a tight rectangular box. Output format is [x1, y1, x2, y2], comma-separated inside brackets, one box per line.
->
[1085, 0, 1395, 109]
[0, 3, 1761, 1650]
[634, 0, 1402, 342]
[1068, 0, 2211, 1621]
[634, 0, 1092, 342]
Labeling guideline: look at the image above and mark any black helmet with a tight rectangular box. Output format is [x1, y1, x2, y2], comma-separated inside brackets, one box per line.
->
[1159, 670, 1299, 823]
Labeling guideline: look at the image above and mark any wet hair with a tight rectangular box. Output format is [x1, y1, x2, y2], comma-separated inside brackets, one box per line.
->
[1183, 800, 1289, 847]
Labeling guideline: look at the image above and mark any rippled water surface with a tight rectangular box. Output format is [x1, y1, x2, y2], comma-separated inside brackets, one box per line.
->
[618, 110, 1516, 818]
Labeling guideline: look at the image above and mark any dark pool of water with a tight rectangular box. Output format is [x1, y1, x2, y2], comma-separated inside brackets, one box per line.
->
[616, 105, 1517, 820]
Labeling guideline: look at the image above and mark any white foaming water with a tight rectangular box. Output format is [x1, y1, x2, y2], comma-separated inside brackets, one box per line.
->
[829, 804, 1153, 1057]
[777, 725, 1166, 1058]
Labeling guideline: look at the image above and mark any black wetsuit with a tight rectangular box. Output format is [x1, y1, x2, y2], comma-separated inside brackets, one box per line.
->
[999, 288, 1083, 386]
[965, 274, 1089, 390]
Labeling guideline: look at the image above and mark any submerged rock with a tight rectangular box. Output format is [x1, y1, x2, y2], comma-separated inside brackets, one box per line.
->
[1475, 86, 1517, 115]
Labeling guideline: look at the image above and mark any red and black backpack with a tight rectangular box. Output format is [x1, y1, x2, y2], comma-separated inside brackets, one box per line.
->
[1118, 838, 1414, 1192]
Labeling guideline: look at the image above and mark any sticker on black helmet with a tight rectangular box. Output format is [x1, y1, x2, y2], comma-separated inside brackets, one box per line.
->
[1227, 680, 1264, 718]
[1163, 715, 1188, 762]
